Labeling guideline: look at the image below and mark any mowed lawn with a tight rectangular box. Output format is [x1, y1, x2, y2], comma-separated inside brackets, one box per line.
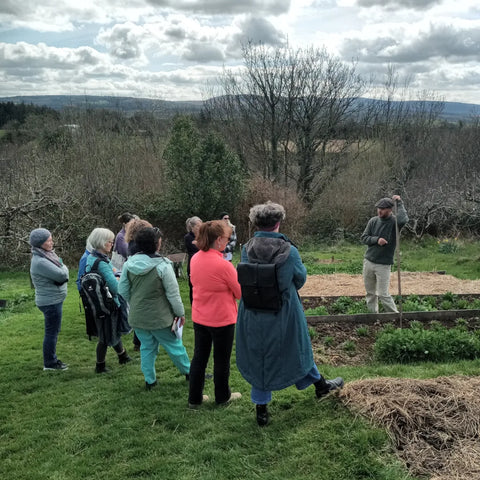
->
[1, 239, 479, 480]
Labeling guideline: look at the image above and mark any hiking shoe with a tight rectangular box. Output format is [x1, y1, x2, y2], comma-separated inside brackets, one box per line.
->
[188, 395, 210, 409]
[95, 362, 110, 374]
[118, 351, 132, 364]
[43, 360, 68, 371]
[256, 404, 269, 427]
[145, 380, 158, 391]
[315, 377, 344, 398]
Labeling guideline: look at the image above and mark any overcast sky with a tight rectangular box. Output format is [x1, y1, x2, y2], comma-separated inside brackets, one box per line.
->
[0, 0, 479, 104]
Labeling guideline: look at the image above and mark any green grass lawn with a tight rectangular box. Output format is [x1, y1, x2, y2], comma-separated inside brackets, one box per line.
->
[303, 237, 480, 279]
[1, 240, 479, 480]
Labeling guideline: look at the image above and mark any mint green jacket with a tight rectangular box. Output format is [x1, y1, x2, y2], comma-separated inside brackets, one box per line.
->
[118, 254, 185, 330]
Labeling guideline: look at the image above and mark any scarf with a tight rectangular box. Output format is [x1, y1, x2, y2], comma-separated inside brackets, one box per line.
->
[31, 246, 63, 268]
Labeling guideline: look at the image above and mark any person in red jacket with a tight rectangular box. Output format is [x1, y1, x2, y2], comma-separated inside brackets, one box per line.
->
[188, 220, 242, 408]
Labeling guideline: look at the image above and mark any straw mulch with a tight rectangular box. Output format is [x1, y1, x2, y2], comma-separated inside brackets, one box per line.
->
[339, 376, 480, 479]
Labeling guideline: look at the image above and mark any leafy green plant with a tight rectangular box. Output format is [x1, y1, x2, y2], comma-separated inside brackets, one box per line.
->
[455, 299, 470, 309]
[356, 326, 370, 337]
[331, 296, 355, 314]
[343, 340, 356, 354]
[323, 335, 334, 347]
[304, 305, 329, 316]
[374, 322, 480, 363]
[442, 291, 457, 302]
[438, 238, 459, 254]
[308, 327, 318, 339]
[440, 300, 453, 310]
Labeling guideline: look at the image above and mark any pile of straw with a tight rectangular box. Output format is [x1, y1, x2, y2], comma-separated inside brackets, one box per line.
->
[340, 376, 480, 479]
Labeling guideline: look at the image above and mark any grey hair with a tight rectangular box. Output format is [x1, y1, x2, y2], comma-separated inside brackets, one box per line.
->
[88, 227, 115, 250]
[249, 201, 286, 229]
[186, 216, 202, 232]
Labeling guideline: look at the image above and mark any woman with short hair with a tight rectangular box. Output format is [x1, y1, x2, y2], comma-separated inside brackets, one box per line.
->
[119, 227, 190, 390]
[188, 220, 242, 408]
[236, 201, 344, 426]
[85, 227, 131, 373]
[29, 228, 70, 371]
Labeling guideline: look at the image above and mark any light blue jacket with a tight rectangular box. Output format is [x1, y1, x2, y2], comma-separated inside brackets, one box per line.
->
[30, 252, 69, 307]
[236, 232, 315, 391]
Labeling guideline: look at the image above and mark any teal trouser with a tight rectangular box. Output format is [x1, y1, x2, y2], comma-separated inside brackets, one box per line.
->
[134, 326, 191, 384]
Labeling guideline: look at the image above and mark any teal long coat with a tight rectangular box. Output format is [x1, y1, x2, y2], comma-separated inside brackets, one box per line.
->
[235, 232, 315, 391]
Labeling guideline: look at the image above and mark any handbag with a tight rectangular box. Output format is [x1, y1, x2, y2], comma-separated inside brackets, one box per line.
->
[237, 262, 282, 312]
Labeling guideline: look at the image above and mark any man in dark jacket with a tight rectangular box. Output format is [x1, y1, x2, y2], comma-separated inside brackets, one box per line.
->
[361, 195, 408, 313]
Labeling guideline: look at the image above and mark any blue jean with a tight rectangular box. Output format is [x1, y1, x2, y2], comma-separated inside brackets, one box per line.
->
[250, 365, 321, 405]
[188, 322, 235, 405]
[135, 327, 191, 385]
[38, 302, 63, 368]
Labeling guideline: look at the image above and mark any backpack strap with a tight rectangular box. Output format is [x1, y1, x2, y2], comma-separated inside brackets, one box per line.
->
[87, 257, 107, 274]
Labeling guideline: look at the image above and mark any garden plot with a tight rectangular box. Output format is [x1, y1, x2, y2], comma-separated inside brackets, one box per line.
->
[299, 271, 480, 297]
[302, 272, 480, 366]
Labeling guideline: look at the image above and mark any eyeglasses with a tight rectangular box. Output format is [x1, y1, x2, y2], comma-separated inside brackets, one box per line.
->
[107, 240, 114, 244]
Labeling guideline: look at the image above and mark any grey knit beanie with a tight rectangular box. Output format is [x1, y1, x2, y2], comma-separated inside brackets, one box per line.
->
[29, 228, 51, 247]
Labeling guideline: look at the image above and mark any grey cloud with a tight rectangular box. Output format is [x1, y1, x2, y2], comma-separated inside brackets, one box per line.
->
[236, 16, 286, 46]
[0, 43, 101, 70]
[225, 16, 287, 59]
[145, 0, 290, 15]
[97, 24, 143, 60]
[340, 24, 480, 64]
[182, 42, 224, 62]
[356, 0, 439, 9]
[165, 26, 187, 40]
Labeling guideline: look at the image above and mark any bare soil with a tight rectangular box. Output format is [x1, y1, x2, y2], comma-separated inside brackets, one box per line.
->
[300, 272, 480, 297]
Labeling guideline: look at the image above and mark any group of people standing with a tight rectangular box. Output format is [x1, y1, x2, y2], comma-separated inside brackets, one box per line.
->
[29, 195, 407, 426]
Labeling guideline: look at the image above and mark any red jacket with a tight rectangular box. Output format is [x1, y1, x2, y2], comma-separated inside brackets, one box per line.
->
[190, 249, 241, 327]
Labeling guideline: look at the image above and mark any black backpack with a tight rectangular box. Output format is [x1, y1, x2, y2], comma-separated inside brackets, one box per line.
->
[80, 258, 117, 339]
[237, 262, 282, 312]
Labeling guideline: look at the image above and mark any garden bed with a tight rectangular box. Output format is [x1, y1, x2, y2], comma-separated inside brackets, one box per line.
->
[299, 271, 480, 297]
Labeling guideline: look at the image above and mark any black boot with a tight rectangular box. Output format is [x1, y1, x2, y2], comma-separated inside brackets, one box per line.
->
[118, 349, 132, 365]
[256, 404, 269, 427]
[314, 376, 344, 398]
[95, 361, 110, 374]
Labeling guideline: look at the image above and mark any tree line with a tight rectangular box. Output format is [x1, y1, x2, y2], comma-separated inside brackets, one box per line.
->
[1, 43, 479, 269]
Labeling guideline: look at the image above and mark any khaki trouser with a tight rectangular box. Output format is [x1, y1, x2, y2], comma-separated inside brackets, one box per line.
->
[363, 259, 398, 313]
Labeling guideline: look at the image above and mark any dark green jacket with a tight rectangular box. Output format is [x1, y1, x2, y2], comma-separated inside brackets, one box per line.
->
[361, 201, 408, 265]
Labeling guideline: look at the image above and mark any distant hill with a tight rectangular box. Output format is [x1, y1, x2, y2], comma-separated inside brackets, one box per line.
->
[0, 95, 204, 117]
[0, 95, 478, 122]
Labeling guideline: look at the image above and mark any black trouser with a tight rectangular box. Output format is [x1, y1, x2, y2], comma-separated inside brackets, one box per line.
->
[188, 323, 235, 405]
[96, 340, 124, 363]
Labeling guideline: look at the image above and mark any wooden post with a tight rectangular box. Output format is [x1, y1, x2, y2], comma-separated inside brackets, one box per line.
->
[394, 199, 403, 327]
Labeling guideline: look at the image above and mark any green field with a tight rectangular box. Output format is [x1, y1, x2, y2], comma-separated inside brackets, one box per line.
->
[1, 240, 479, 480]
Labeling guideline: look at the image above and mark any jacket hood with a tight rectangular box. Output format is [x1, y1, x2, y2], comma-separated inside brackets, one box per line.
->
[125, 254, 167, 276]
[245, 233, 291, 265]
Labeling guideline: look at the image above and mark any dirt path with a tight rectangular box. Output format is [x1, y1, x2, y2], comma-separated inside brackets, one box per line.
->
[300, 272, 480, 297]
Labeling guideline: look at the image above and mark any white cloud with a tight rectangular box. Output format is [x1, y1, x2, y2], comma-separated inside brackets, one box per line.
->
[0, 0, 478, 104]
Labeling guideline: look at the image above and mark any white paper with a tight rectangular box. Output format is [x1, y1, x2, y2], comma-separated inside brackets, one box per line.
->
[172, 318, 183, 340]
